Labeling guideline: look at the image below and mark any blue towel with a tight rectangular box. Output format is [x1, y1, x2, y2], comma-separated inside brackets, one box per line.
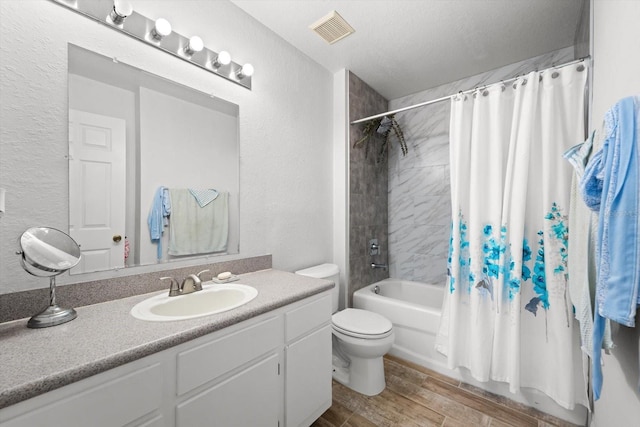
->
[147, 187, 171, 260]
[580, 148, 604, 209]
[581, 96, 640, 400]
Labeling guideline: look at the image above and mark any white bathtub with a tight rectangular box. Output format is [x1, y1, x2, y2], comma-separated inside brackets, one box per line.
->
[353, 278, 448, 372]
[353, 278, 587, 425]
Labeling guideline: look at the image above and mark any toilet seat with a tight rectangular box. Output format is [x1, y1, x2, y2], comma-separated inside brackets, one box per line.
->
[332, 308, 393, 340]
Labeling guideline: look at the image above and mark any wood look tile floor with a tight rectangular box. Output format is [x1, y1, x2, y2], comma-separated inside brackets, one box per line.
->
[312, 355, 584, 427]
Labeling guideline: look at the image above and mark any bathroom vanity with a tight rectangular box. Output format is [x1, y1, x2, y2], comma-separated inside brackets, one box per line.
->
[0, 270, 333, 427]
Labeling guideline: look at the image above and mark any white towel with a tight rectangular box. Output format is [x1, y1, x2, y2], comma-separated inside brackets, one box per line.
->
[168, 189, 229, 256]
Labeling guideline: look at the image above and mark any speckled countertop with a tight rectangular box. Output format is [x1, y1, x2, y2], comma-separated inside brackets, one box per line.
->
[0, 269, 333, 409]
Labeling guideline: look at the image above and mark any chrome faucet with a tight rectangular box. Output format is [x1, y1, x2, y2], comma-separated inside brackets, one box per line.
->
[371, 263, 388, 271]
[161, 274, 203, 297]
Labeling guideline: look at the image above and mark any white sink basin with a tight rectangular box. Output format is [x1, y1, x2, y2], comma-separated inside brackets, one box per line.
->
[131, 283, 258, 322]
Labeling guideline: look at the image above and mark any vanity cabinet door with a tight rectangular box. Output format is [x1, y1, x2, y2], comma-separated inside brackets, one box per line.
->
[176, 353, 280, 427]
[285, 325, 332, 427]
[0, 362, 164, 427]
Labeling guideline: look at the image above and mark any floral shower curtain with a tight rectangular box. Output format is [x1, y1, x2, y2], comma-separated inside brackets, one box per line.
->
[435, 64, 589, 409]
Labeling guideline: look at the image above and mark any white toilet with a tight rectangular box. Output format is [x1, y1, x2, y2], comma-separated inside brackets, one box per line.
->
[295, 263, 394, 396]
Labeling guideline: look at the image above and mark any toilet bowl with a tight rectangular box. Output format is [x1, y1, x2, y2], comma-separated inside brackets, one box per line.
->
[295, 263, 395, 396]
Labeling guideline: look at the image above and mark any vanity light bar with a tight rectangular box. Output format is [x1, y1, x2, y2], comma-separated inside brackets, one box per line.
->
[51, 0, 253, 90]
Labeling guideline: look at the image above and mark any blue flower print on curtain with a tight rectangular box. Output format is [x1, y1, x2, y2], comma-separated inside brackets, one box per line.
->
[447, 213, 473, 294]
[547, 203, 569, 276]
[525, 203, 569, 317]
[525, 230, 549, 316]
[522, 240, 532, 281]
[502, 235, 532, 303]
[447, 222, 455, 292]
[475, 224, 506, 299]
[448, 217, 548, 308]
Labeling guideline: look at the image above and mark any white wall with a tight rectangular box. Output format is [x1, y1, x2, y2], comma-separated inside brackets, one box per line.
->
[332, 69, 349, 310]
[0, 0, 334, 293]
[590, 1, 640, 425]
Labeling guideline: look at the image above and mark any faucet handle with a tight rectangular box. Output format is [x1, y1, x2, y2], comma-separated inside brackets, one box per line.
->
[161, 277, 180, 297]
[196, 269, 210, 282]
[182, 274, 202, 294]
[192, 273, 203, 291]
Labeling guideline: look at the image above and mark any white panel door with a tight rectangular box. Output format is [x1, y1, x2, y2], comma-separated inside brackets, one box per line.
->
[69, 109, 126, 273]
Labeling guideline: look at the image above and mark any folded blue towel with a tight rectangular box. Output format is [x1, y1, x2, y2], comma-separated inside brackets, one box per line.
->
[580, 148, 604, 210]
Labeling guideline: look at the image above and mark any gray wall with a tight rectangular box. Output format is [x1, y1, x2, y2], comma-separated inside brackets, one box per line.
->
[574, 0, 591, 60]
[348, 72, 389, 305]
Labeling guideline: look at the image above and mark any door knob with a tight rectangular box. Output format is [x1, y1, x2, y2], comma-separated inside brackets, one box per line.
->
[113, 235, 122, 243]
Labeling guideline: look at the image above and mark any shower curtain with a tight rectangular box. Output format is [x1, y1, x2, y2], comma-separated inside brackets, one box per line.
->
[435, 65, 589, 409]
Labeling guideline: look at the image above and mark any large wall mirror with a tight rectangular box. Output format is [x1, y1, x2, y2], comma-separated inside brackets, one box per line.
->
[68, 44, 239, 275]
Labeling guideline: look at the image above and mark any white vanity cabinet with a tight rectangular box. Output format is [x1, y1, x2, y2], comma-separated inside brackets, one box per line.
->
[0, 291, 332, 427]
[175, 315, 283, 426]
[284, 295, 333, 427]
[0, 355, 168, 427]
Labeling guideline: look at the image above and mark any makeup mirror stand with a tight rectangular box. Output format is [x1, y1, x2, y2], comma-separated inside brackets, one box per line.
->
[17, 227, 82, 328]
[26, 276, 77, 328]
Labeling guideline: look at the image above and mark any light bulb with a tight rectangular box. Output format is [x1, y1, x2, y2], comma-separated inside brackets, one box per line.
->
[211, 51, 231, 68]
[236, 63, 254, 79]
[108, 0, 133, 25]
[151, 18, 172, 40]
[184, 36, 204, 55]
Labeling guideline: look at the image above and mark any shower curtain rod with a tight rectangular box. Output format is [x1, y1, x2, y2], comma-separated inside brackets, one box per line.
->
[350, 57, 589, 125]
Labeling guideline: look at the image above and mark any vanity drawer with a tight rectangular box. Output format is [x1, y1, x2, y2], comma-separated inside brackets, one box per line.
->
[176, 316, 282, 395]
[285, 294, 332, 342]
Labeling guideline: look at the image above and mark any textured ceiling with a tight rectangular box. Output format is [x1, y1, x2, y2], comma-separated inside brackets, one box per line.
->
[231, 0, 585, 100]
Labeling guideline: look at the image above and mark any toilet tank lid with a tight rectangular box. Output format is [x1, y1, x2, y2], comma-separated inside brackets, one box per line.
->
[294, 263, 339, 279]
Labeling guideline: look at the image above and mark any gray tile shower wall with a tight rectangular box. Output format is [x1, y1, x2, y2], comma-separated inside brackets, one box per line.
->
[387, 47, 576, 285]
[348, 72, 389, 305]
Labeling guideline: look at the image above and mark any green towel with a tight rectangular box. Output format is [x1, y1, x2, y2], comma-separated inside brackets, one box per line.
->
[168, 189, 228, 256]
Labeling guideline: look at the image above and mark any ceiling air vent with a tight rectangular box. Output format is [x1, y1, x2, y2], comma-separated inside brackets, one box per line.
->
[310, 10, 355, 45]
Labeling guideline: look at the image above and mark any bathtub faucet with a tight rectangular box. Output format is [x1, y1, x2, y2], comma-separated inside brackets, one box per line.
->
[371, 262, 388, 271]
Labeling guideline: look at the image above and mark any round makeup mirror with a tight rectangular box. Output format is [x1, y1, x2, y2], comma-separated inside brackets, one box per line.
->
[18, 227, 81, 328]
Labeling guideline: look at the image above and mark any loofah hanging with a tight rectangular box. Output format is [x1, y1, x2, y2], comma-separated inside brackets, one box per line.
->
[353, 114, 407, 163]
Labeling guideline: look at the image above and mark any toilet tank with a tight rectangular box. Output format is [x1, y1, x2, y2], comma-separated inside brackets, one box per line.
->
[294, 263, 340, 313]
